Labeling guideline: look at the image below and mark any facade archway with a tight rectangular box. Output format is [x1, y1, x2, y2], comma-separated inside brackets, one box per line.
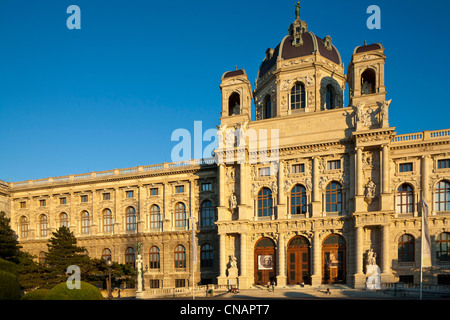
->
[322, 234, 346, 284]
[287, 236, 310, 285]
[254, 237, 276, 285]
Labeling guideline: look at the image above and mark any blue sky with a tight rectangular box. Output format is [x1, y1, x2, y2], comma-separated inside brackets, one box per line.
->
[0, 0, 449, 182]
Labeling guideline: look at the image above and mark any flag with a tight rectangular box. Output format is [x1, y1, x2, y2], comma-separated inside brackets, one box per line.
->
[422, 199, 432, 267]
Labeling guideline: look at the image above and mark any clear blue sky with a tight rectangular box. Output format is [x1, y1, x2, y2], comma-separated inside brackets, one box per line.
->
[0, 0, 449, 182]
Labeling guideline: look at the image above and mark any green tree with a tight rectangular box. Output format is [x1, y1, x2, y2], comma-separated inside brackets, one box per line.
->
[0, 211, 21, 263]
[44, 226, 91, 288]
[16, 251, 52, 291]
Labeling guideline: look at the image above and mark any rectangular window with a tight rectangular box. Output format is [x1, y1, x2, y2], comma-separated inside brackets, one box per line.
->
[201, 182, 212, 191]
[175, 185, 184, 193]
[60, 197, 66, 205]
[327, 160, 341, 170]
[126, 190, 134, 198]
[20, 201, 26, 209]
[80, 195, 88, 203]
[175, 279, 186, 288]
[259, 167, 271, 177]
[438, 159, 450, 169]
[399, 163, 413, 172]
[149, 279, 160, 289]
[150, 188, 158, 196]
[103, 193, 111, 201]
[292, 164, 305, 173]
[39, 199, 46, 207]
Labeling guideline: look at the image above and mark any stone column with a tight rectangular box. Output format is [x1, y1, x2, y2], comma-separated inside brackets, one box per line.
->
[356, 147, 363, 196]
[382, 145, 389, 194]
[311, 232, 322, 286]
[277, 161, 287, 219]
[219, 164, 225, 207]
[277, 234, 287, 286]
[422, 155, 430, 203]
[239, 233, 249, 288]
[381, 225, 391, 281]
[355, 226, 363, 275]
[219, 233, 226, 278]
[311, 157, 321, 217]
[353, 226, 365, 288]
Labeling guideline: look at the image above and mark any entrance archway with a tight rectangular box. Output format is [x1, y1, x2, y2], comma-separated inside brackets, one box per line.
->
[254, 237, 276, 285]
[287, 236, 311, 285]
[322, 234, 346, 284]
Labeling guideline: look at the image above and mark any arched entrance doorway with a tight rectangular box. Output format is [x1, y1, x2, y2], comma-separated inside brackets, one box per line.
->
[287, 236, 310, 285]
[322, 234, 346, 284]
[254, 237, 276, 285]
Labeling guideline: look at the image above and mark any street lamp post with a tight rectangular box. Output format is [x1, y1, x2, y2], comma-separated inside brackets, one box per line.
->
[106, 259, 113, 300]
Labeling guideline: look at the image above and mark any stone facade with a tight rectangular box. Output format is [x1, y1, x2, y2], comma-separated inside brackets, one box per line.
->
[3, 6, 450, 290]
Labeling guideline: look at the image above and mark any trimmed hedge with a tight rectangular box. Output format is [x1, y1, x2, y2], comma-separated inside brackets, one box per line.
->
[0, 270, 21, 300]
[0, 258, 17, 276]
[21, 289, 50, 300]
[44, 281, 104, 300]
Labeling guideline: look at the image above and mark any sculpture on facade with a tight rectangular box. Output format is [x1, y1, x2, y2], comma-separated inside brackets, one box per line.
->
[136, 242, 144, 293]
[229, 192, 237, 210]
[365, 179, 376, 200]
[365, 249, 381, 290]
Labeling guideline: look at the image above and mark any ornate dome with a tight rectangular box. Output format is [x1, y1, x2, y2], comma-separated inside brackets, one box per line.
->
[257, 3, 342, 80]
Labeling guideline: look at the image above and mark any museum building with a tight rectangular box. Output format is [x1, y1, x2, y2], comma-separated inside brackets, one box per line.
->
[1, 4, 450, 290]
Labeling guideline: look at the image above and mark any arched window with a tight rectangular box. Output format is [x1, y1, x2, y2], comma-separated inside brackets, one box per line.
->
[228, 92, 241, 116]
[290, 184, 307, 215]
[20, 216, 28, 239]
[81, 211, 91, 234]
[102, 248, 112, 260]
[436, 232, 450, 262]
[149, 246, 160, 269]
[200, 200, 215, 227]
[59, 213, 69, 228]
[435, 180, 450, 212]
[150, 205, 161, 230]
[322, 234, 346, 284]
[175, 203, 186, 228]
[38, 251, 46, 264]
[125, 247, 135, 267]
[325, 182, 342, 213]
[39, 214, 48, 237]
[174, 245, 186, 268]
[103, 209, 113, 233]
[126, 207, 137, 231]
[398, 234, 415, 263]
[201, 244, 213, 268]
[290, 82, 306, 110]
[325, 84, 335, 110]
[258, 188, 273, 218]
[396, 184, 414, 214]
[264, 95, 272, 119]
[361, 69, 376, 95]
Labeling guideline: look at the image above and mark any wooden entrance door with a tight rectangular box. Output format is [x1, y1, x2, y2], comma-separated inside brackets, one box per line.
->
[287, 236, 310, 285]
[254, 238, 276, 285]
[322, 234, 346, 284]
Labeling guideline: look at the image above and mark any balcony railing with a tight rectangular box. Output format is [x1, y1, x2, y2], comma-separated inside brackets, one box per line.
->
[10, 158, 216, 189]
[392, 129, 450, 143]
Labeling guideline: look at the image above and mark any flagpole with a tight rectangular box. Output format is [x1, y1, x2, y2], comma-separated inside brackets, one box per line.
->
[191, 217, 196, 300]
[420, 200, 423, 300]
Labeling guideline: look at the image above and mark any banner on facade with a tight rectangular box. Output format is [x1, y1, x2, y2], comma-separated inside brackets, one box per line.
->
[257, 255, 273, 270]
[422, 199, 432, 268]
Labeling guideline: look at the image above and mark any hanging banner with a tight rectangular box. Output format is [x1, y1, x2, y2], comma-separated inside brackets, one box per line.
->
[257, 255, 273, 270]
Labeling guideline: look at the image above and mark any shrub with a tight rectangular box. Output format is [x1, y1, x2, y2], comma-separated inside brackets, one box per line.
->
[44, 281, 103, 300]
[0, 270, 21, 300]
[21, 289, 50, 300]
[0, 258, 17, 276]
